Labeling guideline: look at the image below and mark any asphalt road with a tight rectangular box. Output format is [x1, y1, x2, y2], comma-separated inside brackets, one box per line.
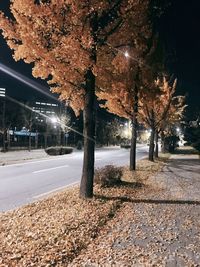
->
[0, 145, 148, 212]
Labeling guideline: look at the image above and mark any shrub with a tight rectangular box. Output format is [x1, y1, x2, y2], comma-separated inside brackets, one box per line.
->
[120, 144, 131, 149]
[76, 140, 82, 150]
[94, 165, 123, 187]
[45, 146, 73, 156]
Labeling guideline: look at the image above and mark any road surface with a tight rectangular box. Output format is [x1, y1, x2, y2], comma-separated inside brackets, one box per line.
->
[0, 146, 148, 212]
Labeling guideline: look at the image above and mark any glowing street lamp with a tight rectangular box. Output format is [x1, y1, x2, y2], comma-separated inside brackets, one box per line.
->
[50, 116, 58, 124]
[124, 51, 129, 58]
[0, 88, 6, 151]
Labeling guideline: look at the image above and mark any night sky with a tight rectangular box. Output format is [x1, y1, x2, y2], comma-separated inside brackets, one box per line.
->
[0, 1, 200, 117]
[158, 0, 200, 118]
[0, 1, 55, 102]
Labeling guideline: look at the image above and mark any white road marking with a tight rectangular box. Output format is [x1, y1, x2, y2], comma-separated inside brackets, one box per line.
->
[33, 182, 79, 199]
[33, 165, 69, 173]
[0, 156, 71, 168]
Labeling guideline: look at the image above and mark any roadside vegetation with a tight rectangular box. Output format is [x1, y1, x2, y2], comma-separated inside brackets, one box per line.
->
[0, 1, 180, 199]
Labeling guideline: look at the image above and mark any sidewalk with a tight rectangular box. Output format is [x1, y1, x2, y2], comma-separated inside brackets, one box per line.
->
[0, 149, 49, 166]
[70, 147, 200, 267]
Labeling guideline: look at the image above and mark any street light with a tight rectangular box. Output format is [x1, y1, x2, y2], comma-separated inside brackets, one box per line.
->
[124, 51, 129, 58]
[124, 121, 130, 140]
[50, 116, 58, 124]
[0, 88, 6, 151]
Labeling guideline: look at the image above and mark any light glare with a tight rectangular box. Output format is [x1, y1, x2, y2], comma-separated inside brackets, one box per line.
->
[124, 51, 129, 58]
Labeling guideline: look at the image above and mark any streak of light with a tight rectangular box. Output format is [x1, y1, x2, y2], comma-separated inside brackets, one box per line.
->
[6, 95, 95, 142]
[0, 63, 58, 102]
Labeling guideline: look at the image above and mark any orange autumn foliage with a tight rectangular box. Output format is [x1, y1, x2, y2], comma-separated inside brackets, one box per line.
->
[0, 0, 156, 116]
[96, 0, 156, 119]
[139, 76, 185, 131]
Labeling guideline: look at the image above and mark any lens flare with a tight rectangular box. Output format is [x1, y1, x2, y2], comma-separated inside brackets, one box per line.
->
[6, 95, 95, 142]
[0, 63, 95, 142]
[0, 63, 58, 102]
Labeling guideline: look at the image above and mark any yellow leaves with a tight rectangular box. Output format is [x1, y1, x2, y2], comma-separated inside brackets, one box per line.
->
[32, 63, 49, 80]
[139, 75, 185, 132]
[81, 31, 93, 50]
[112, 53, 128, 74]
[0, 12, 18, 42]
[0, 159, 165, 266]
[0, 0, 154, 117]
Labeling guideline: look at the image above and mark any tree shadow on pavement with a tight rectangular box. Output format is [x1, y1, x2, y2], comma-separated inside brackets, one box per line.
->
[119, 181, 144, 188]
[95, 194, 200, 206]
[166, 159, 200, 175]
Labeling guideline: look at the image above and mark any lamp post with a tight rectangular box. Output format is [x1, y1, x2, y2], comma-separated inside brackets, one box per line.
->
[124, 51, 139, 170]
[0, 88, 6, 152]
[50, 116, 60, 146]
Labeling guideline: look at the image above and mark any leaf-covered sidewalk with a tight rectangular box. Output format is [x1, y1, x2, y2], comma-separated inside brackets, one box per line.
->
[70, 149, 200, 267]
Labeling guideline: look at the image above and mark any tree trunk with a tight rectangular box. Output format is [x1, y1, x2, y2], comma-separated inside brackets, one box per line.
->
[130, 74, 139, 171]
[35, 131, 38, 149]
[130, 117, 137, 170]
[28, 132, 31, 151]
[161, 131, 166, 153]
[7, 129, 10, 151]
[80, 69, 96, 198]
[149, 128, 155, 161]
[58, 127, 62, 146]
[154, 130, 159, 158]
[2, 99, 6, 152]
[44, 133, 47, 149]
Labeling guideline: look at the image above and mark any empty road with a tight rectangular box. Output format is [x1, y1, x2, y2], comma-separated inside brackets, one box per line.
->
[0, 146, 148, 212]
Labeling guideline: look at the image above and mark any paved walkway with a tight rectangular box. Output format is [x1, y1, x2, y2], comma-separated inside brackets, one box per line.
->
[70, 148, 200, 267]
[0, 149, 49, 165]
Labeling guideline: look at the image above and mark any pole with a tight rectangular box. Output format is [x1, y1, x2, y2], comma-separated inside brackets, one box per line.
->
[2, 98, 6, 152]
[0, 88, 6, 152]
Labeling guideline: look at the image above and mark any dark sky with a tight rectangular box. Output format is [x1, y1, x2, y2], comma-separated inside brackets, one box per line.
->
[0, 1, 200, 117]
[0, 1, 56, 102]
[158, 0, 200, 117]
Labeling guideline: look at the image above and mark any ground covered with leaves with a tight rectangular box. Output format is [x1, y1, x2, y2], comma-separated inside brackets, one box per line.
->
[0, 159, 164, 266]
[70, 153, 200, 267]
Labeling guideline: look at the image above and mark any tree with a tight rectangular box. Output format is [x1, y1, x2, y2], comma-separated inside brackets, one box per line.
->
[96, 116, 124, 146]
[184, 125, 200, 152]
[139, 76, 185, 160]
[59, 112, 71, 146]
[159, 94, 186, 153]
[97, 0, 157, 170]
[0, 97, 26, 150]
[0, 0, 134, 198]
[21, 103, 34, 151]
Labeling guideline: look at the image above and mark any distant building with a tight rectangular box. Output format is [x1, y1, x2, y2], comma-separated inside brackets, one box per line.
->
[32, 101, 60, 122]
